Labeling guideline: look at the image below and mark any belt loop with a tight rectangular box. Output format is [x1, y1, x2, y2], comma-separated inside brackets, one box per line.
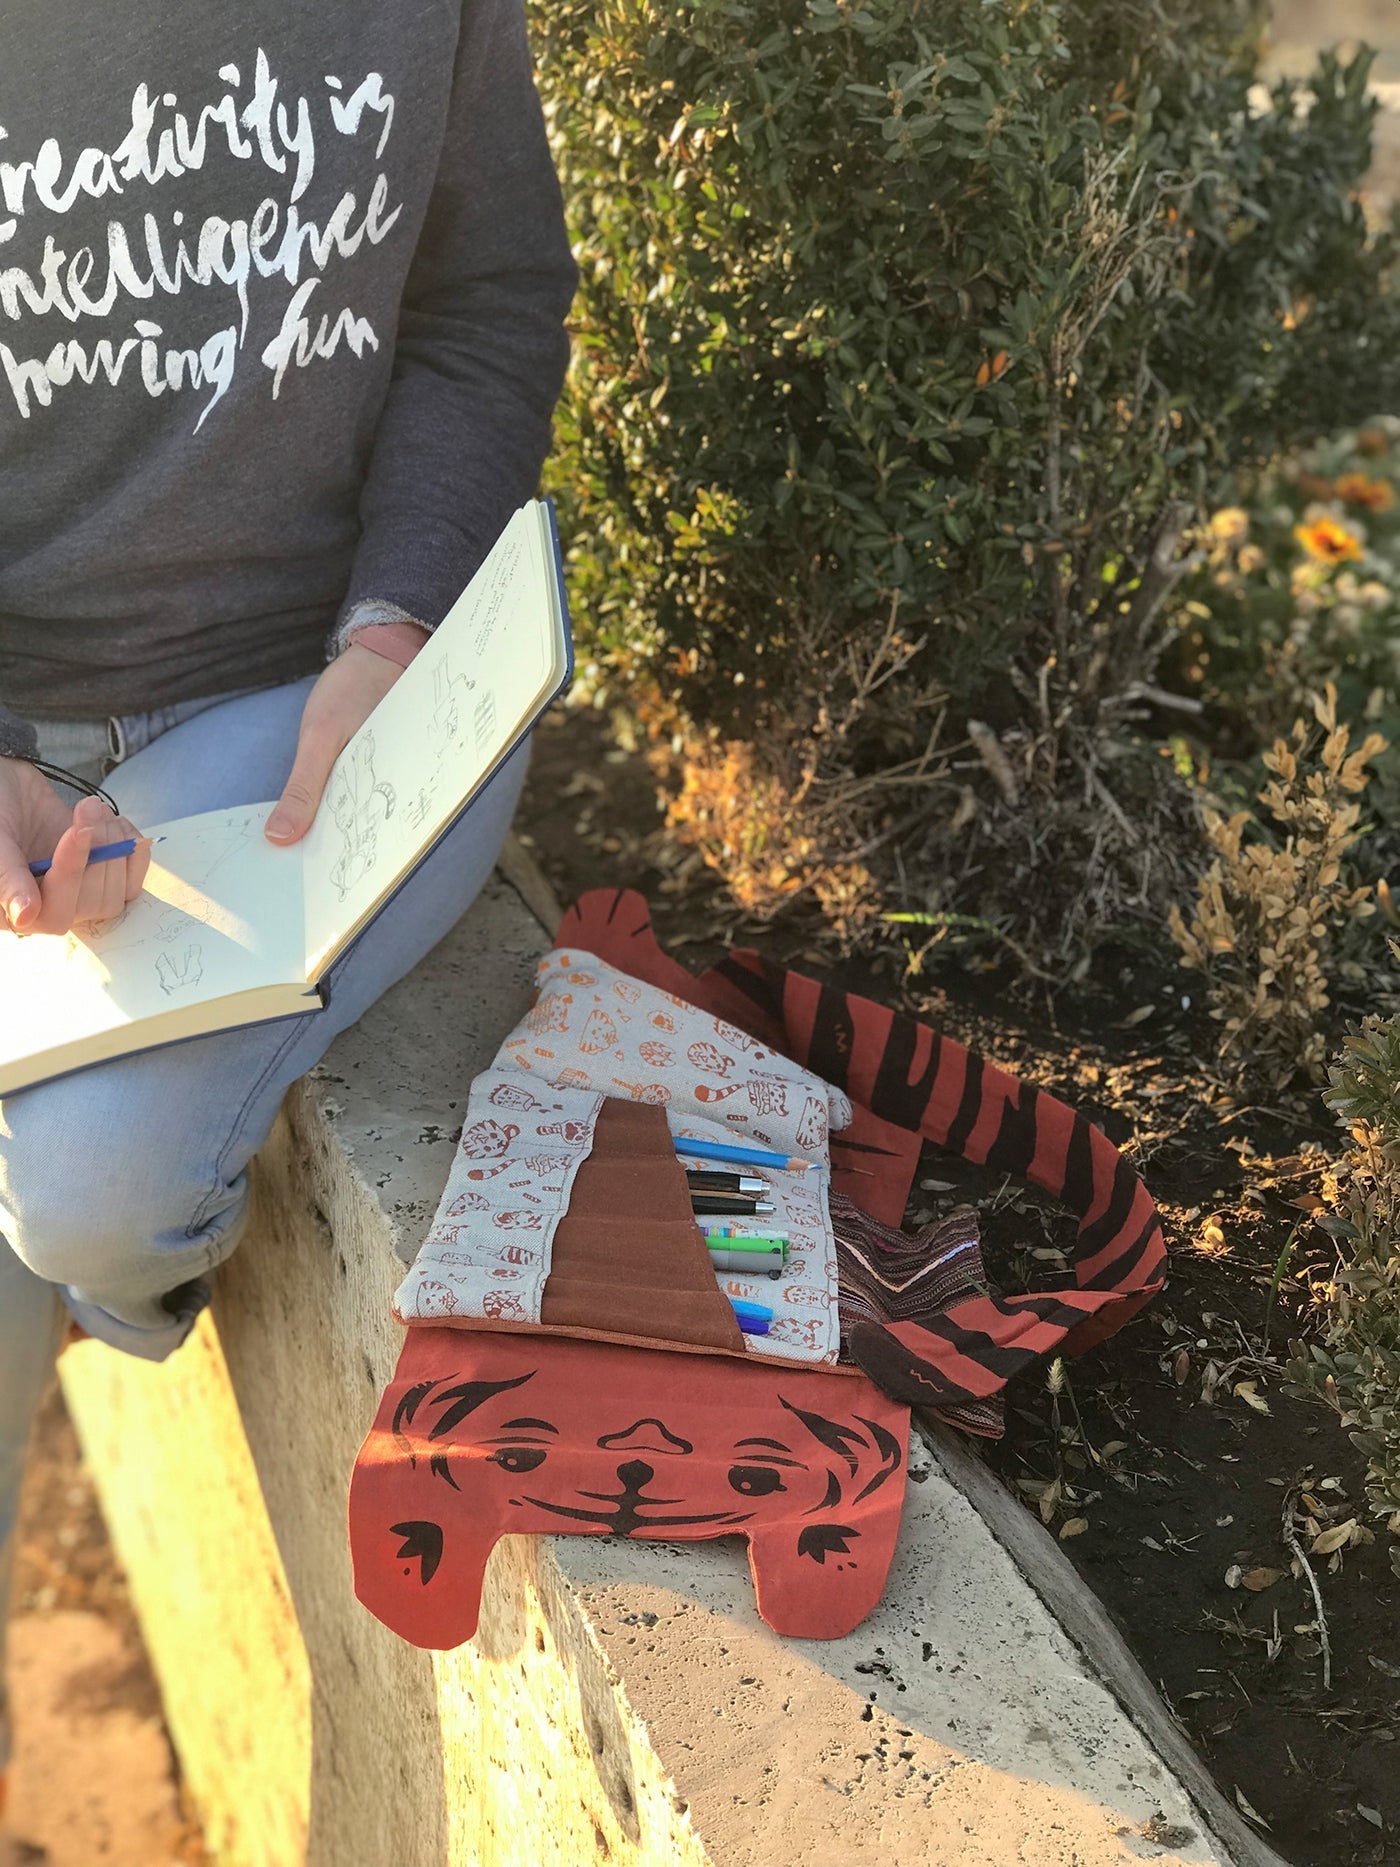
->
[106, 715, 127, 768]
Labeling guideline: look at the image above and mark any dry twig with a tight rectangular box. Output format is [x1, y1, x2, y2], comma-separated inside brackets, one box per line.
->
[967, 719, 1021, 807]
[1282, 1491, 1332, 1691]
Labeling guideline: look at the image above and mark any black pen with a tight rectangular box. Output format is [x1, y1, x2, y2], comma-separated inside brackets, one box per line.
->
[684, 1169, 767, 1195]
[691, 1195, 777, 1217]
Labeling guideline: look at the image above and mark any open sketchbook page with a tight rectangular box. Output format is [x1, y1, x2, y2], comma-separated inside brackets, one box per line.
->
[0, 805, 306, 1081]
[299, 503, 559, 979]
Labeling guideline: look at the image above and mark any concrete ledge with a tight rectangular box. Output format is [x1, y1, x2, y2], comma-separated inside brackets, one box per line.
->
[59, 875, 1291, 1866]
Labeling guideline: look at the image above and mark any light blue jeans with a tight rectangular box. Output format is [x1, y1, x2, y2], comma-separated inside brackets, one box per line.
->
[0, 676, 527, 1770]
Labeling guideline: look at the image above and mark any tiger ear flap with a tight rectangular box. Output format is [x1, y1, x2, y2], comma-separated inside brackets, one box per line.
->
[348, 1431, 504, 1651]
[745, 1506, 903, 1640]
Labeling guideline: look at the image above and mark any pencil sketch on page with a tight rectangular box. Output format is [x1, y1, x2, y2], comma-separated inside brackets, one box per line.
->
[68, 811, 265, 959]
[396, 656, 479, 836]
[156, 944, 205, 995]
[430, 657, 476, 755]
[472, 688, 498, 752]
[151, 811, 259, 942]
[327, 735, 397, 899]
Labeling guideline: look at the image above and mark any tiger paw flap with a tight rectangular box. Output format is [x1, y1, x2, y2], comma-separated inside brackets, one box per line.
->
[349, 1328, 910, 1645]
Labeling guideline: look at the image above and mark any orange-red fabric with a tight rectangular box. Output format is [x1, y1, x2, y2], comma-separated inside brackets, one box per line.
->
[554, 890, 1166, 1418]
[350, 1328, 909, 1644]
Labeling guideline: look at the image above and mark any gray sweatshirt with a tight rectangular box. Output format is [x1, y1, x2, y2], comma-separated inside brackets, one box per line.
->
[0, 0, 576, 760]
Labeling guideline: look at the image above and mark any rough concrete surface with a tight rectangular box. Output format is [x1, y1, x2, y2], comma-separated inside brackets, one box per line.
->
[60, 876, 1291, 1865]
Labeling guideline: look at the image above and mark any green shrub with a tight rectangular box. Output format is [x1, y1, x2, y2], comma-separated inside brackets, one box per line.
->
[536, 0, 1400, 953]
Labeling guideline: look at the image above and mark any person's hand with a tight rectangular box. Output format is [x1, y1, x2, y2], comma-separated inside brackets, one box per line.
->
[0, 761, 151, 936]
[264, 644, 405, 845]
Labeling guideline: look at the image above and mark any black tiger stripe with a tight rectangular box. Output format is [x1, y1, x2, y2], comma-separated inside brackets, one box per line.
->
[941, 1048, 987, 1159]
[869, 1011, 944, 1129]
[985, 1293, 1101, 1334]
[846, 1324, 980, 1406]
[1075, 1153, 1141, 1260]
[1060, 1113, 1097, 1213]
[606, 887, 635, 928]
[1080, 1208, 1165, 1292]
[902, 1311, 1043, 1383]
[712, 952, 786, 1025]
[981, 1078, 1040, 1182]
[903, 1292, 1112, 1384]
[806, 978, 858, 1089]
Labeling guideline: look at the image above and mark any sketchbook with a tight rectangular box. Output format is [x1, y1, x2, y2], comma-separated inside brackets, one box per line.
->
[0, 501, 572, 1097]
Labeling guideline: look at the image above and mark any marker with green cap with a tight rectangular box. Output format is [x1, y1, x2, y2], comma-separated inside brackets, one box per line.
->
[703, 1234, 787, 1256]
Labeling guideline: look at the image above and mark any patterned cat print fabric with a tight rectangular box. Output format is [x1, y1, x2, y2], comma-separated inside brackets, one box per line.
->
[393, 1073, 602, 1327]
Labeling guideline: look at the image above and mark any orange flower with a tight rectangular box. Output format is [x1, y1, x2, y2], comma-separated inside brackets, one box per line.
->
[1294, 516, 1364, 566]
[1335, 471, 1395, 513]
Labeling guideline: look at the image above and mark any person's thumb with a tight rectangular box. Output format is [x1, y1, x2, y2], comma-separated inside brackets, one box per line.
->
[0, 824, 39, 931]
[266, 722, 341, 844]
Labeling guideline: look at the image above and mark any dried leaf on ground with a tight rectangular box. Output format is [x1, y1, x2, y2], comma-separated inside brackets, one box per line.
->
[1235, 1787, 1271, 1830]
[1116, 1004, 1156, 1028]
[1310, 1519, 1356, 1556]
[1232, 1380, 1271, 1414]
[1242, 1567, 1283, 1591]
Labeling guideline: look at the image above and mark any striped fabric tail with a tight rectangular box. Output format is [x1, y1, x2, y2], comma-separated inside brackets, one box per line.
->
[714, 951, 1167, 1416]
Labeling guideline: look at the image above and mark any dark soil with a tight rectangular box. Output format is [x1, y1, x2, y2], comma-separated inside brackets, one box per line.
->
[518, 703, 1400, 1867]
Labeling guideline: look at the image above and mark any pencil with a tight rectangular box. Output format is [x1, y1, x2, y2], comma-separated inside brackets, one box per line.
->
[28, 834, 165, 878]
[674, 1136, 816, 1173]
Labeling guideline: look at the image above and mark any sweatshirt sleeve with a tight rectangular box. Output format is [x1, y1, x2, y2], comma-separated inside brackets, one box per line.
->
[333, 0, 578, 643]
[0, 705, 38, 760]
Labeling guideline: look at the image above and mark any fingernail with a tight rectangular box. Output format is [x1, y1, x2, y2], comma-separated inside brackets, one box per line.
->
[265, 812, 289, 839]
[7, 896, 29, 927]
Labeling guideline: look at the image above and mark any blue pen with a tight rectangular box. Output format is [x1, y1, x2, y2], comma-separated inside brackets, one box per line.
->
[676, 1135, 815, 1174]
[28, 834, 163, 878]
[729, 1297, 774, 1336]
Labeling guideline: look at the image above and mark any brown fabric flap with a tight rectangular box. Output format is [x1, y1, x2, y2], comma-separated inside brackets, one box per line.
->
[541, 1099, 745, 1352]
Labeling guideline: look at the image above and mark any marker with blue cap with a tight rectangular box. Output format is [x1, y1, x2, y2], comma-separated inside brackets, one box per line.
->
[729, 1297, 774, 1336]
